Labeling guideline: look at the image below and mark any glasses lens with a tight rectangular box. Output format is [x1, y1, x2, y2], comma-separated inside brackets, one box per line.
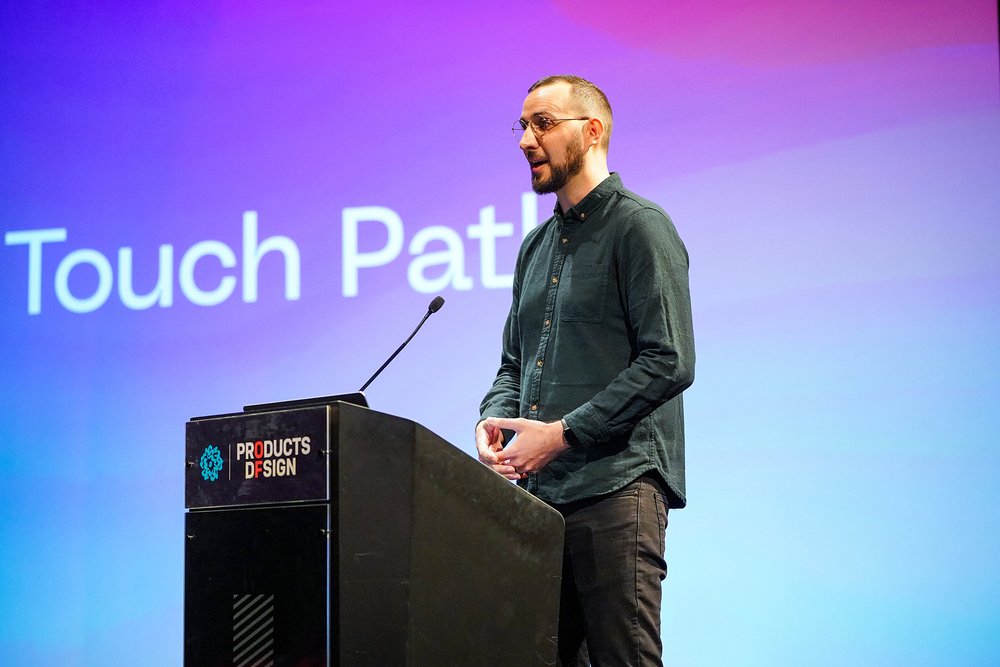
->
[530, 115, 552, 135]
[510, 118, 538, 141]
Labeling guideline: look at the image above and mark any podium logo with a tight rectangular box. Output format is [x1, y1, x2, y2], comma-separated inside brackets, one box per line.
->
[236, 436, 310, 479]
[200, 445, 224, 482]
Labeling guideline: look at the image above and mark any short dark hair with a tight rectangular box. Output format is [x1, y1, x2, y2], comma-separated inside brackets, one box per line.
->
[528, 75, 613, 150]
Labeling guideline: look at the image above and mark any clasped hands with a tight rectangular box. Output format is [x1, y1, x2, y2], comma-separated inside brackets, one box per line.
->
[475, 417, 569, 481]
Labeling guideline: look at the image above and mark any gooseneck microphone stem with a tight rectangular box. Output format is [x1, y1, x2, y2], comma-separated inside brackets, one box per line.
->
[359, 296, 445, 393]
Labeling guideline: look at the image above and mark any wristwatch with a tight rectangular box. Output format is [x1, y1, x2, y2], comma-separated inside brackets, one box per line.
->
[561, 418, 582, 448]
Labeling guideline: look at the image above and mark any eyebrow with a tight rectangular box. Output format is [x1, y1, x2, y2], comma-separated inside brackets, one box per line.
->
[519, 111, 554, 122]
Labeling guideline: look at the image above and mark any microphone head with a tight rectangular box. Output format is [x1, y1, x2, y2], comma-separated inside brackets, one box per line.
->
[428, 296, 445, 313]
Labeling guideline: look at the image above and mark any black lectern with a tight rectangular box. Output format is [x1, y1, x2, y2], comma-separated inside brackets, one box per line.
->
[184, 401, 563, 666]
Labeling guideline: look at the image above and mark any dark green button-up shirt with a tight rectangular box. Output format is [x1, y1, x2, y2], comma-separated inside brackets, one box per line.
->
[480, 173, 695, 507]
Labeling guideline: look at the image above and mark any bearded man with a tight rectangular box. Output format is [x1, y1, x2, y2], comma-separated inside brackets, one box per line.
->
[476, 75, 696, 666]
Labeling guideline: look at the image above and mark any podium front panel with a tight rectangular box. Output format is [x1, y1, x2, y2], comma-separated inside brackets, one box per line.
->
[184, 504, 330, 666]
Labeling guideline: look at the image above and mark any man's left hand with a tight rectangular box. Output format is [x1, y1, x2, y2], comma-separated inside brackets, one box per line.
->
[481, 417, 570, 476]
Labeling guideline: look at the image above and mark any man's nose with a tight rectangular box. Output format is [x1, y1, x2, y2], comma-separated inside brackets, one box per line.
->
[518, 124, 539, 151]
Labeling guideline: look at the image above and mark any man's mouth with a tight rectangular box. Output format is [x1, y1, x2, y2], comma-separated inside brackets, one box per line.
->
[529, 159, 548, 172]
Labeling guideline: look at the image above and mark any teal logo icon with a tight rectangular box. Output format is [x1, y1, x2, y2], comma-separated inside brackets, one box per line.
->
[200, 445, 224, 482]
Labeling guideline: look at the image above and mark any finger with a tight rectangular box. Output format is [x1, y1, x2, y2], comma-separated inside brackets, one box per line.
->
[503, 462, 533, 476]
[475, 427, 501, 462]
[484, 416, 523, 432]
[475, 420, 493, 440]
[478, 447, 501, 464]
[492, 463, 519, 478]
[488, 426, 508, 447]
[489, 429, 506, 448]
[475, 439, 495, 460]
[476, 436, 501, 462]
[498, 452, 535, 476]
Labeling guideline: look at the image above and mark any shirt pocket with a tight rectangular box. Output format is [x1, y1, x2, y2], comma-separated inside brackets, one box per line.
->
[560, 263, 609, 323]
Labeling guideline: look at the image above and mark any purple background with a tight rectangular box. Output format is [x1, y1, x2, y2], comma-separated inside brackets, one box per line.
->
[2, 2, 999, 664]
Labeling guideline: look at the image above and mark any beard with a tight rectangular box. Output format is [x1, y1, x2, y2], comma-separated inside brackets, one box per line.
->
[530, 135, 586, 195]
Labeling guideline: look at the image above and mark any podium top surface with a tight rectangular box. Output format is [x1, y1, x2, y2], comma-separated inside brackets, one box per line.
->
[189, 392, 368, 422]
[242, 391, 368, 414]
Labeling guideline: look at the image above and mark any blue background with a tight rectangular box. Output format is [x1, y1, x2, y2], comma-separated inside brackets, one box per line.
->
[2, 2, 998, 664]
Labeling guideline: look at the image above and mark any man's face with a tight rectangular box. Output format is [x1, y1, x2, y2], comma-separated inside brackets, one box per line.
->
[518, 82, 587, 195]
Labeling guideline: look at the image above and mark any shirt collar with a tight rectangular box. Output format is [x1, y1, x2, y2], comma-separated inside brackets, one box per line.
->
[554, 173, 623, 223]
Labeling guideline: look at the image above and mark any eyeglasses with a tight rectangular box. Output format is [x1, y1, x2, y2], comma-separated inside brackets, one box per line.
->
[512, 114, 590, 141]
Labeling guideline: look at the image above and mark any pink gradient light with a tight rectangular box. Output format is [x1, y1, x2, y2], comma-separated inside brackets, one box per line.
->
[554, 0, 997, 66]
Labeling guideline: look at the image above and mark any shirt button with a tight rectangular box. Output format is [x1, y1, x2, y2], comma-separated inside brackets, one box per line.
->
[536, 359, 543, 367]
[580, 212, 587, 221]
[530, 404, 538, 411]
[544, 319, 550, 327]
[551, 276, 558, 284]
[561, 237, 568, 244]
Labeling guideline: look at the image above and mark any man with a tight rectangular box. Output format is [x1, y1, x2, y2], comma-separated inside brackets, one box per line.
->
[476, 75, 695, 666]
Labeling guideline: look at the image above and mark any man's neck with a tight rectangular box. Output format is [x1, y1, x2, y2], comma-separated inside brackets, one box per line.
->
[557, 162, 612, 213]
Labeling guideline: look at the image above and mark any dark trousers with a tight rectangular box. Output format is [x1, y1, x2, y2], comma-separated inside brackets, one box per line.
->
[554, 474, 670, 667]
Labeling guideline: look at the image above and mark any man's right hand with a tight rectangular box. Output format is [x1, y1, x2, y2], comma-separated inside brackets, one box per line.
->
[475, 420, 523, 481]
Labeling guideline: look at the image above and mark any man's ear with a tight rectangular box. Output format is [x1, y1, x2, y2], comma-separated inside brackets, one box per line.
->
[586, 117, 605, 148]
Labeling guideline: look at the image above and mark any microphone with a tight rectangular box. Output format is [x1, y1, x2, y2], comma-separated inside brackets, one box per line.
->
[358, 296, 446, 393]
